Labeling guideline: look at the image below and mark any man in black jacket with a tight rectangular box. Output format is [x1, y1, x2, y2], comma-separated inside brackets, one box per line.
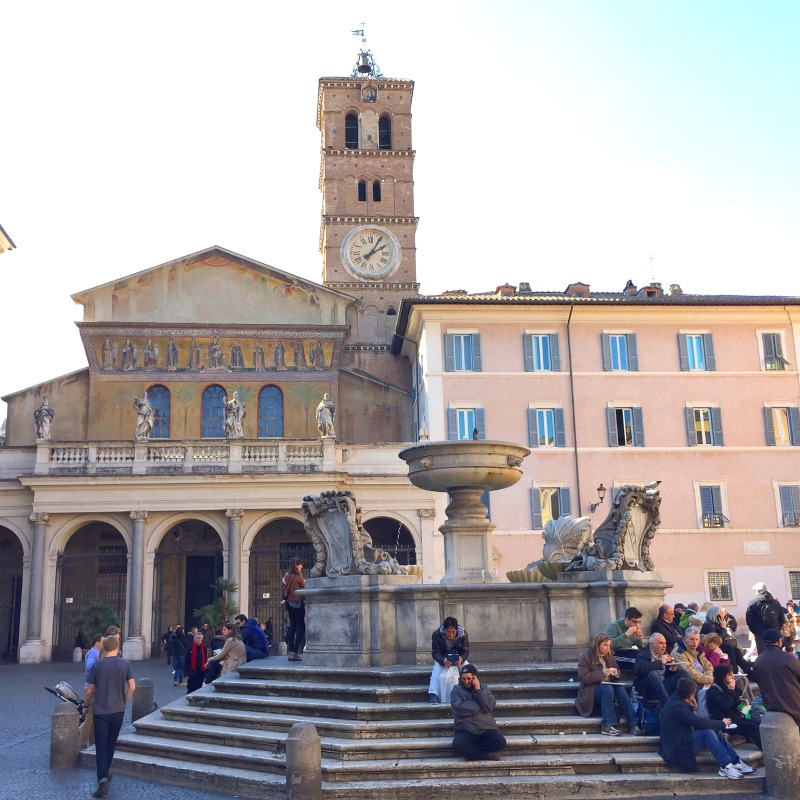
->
[634, 633, 689, 706]
[659, 678, 753, 779]
[746, 582, 785, 656]
[752, 628, 800, 726]
[652, 604, 685, 654]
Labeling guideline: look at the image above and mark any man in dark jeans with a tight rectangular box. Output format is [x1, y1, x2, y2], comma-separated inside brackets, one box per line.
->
[85, 636, 135, 798]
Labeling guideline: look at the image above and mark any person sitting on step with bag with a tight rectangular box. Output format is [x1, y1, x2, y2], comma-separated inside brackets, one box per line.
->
[428, 616, 469, 703]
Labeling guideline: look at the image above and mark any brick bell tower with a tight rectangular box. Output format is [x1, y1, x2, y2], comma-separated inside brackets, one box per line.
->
[317, 49, 419, 361]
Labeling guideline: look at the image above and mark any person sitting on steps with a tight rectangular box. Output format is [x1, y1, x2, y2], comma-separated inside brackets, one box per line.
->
[450, 663, 506, 761]
[428, 616, 469, 703]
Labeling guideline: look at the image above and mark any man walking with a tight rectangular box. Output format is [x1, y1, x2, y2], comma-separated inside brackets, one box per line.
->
[450, 664, 507, 761]
[85, 635, 135, 798]
[752, 628, 800, 726]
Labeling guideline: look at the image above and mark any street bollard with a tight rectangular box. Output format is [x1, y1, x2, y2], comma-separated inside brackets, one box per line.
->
[286, 721, 322, 800]
[131, 677, 154, 723]
[761, 711, 800, 800]
[50, 703, 80, 770]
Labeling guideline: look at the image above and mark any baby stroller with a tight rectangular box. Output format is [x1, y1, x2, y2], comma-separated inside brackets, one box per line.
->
[45, 680, 86, 725]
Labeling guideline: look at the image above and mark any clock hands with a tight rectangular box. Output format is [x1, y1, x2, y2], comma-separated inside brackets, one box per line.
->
[363, 237, 385, 259]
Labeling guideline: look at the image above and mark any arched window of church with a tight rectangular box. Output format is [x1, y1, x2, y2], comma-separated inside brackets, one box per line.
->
[202, 385, 226, 438]
[372, 180, 381, 202]
[378, 115, 392, 149]
[258, 386, 284, 438]
[148, 385, 170, 439]
[386, 306, 397, 316]
[345, 113, 359, 149]
[358, 179, 367, 202]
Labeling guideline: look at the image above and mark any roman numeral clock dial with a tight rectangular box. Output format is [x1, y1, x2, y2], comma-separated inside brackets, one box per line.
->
[341, 225, 401, 280]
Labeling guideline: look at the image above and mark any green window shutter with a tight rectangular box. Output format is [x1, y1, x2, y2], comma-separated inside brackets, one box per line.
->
[527, 408, 539, 448]
[789, 408, 800, 446]
[550, 334, 561, 371]
[606, 408, 618, 447]
[554, 408, 566, 448]
[678, 334, 689, 371]
[711, 407, 724, 446]
[703, 334, 716, 371]
[686, 408, 697, 446]
[531, 488, 543, 529]
[475, 408, 486, 439]
[523, 335, 534, 371]
[471, 334, 482, 371]
[444, 335, 455, 372]
[633, 407, 645, 447]
[447, 409, 458, 440]
[627, 334, 639, 371]
[601, 334, 612, 371]
[558, 487, 572, 516]
[764, 407, 776, 446]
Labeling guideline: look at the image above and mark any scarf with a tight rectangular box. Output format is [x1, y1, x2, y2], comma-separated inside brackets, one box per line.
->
[190, 642, 207, 671]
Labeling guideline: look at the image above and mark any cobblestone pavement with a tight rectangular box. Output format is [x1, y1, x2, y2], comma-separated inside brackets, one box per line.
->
[0, 657, 769, 800]
[0, 656, 228, 800]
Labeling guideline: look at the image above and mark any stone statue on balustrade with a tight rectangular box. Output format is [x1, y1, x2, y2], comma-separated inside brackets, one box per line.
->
[33, 396, 55, 441]
[302, 490, 407, 578]
[508, 481, 662, 582]
[315, 393, 336, 438]
[133, 392, 156, 440]
[224, 391, 246, 439]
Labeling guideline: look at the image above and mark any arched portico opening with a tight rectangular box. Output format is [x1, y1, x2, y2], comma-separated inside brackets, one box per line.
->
[249, 518, 313, 649]
[53, 523, 128, 660]
[362, 517, 418, 565]
[0, 527, 23, 661]
[152, 520, 224, 654]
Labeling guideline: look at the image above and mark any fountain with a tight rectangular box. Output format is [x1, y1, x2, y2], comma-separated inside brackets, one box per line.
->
[399, 439, 530, 583]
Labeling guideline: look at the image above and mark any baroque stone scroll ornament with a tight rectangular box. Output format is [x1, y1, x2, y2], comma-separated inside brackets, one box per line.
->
[565, 481, 661, 572]
[301, 490, 407, 578]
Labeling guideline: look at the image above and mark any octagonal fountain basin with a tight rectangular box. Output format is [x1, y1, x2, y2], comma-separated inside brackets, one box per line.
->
[398, 440, 531, 494]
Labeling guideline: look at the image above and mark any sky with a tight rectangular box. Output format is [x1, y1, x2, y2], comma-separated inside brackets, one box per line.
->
[2, 1, 799, 407]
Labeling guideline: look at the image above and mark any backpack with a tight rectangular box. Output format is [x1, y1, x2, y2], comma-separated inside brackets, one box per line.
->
[636, 701, 662, 735]
[697, 686, 712, 719]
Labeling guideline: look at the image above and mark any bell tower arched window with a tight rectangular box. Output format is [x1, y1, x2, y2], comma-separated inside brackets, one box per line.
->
[372, 180, 381, 202]
[148, 385, 170, 439]
[258, 386, 284, 438]
[358, 179, 367, 202]
[202, 385, 226, 438]
[378, 115, 392, 149]
[345, 113, 359, 149]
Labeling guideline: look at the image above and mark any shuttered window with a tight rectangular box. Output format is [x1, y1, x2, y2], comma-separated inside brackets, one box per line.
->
[678, 333, 716, 371]
[764, 407, 800, 446]
[527, 408, 566, 448]
[531, 487, 572, 529]
[602, 333, 638, 371]
[444, 334, 482, 372]
[606, 407, 644, 447]
[523, 334, 560, 371]
[685, 407, 724, 446]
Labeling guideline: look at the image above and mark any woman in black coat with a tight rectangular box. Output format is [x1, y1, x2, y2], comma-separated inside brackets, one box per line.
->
[700, 605, 751, 676]
[706, 664, 761, 749]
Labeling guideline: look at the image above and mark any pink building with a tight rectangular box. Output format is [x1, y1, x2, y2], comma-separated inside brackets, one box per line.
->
[394, 280, 800, 625]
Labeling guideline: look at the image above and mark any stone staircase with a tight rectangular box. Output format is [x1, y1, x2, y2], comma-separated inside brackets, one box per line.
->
[82, 658, 766, 799]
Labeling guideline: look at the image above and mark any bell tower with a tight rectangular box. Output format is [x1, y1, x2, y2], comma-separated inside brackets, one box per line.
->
[317, 50, 419, 347]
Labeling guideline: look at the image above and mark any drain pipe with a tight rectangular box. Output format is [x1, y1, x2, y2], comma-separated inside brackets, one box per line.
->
[566, 303, 582, 513]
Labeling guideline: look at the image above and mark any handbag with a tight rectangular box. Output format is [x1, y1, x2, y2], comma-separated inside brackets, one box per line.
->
[438, 665, 460, 704]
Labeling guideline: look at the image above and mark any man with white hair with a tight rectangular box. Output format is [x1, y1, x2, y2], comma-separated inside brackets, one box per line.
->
[634, 632, 689, 706]
[745, 582, 785, 656]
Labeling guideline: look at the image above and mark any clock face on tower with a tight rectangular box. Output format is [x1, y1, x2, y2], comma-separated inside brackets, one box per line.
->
[340, 225, 401, 280]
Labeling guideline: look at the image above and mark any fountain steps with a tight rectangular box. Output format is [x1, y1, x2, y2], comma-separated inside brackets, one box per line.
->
[82, 659, 765, 798]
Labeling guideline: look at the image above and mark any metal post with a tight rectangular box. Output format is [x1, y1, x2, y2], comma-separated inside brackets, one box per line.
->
[286, 721, 322, 800]
[50, 703, 80, 770]
[131, 677, 154, 723]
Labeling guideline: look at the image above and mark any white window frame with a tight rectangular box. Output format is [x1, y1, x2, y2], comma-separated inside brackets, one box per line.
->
[684, 334, 706, 371]
[536, 408, 556, 447]
[452, 334, 474, 372]
[694, 408, 713, 445]
[704, 569, 735, 604]
[528, 334, 552, 371]
[608, 334, 629, 371]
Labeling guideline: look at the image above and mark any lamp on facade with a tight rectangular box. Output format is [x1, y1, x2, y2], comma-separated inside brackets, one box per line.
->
[590, 483, 607, 513]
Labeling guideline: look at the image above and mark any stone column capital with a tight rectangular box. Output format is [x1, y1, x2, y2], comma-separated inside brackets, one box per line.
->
[130, 510, 150, 521]
[30, 512, 50, 525]
[226, 509, 245, 520]
[417, 508, 436, 519]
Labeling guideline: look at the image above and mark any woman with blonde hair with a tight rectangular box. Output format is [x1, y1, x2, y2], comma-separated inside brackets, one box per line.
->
[205, 621, 246, 681]
[576, 632, 641, 736]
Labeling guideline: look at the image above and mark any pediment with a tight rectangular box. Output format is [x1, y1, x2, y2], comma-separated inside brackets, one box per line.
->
[72, 246, 354, 326]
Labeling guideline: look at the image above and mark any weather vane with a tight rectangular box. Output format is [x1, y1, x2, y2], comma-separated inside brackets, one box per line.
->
[351, 22, 383, 78]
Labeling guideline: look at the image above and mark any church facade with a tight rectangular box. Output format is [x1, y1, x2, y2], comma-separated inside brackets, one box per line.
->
[0, 63, 437, 663]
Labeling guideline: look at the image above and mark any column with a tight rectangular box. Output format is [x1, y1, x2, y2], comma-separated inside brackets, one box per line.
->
[124, 511, 148, 661]
[226, 509, 244, 589]
[19, 512, 49, 663]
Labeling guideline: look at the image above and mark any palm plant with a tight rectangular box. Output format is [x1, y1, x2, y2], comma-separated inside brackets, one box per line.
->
[213, 577, 239, 622]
